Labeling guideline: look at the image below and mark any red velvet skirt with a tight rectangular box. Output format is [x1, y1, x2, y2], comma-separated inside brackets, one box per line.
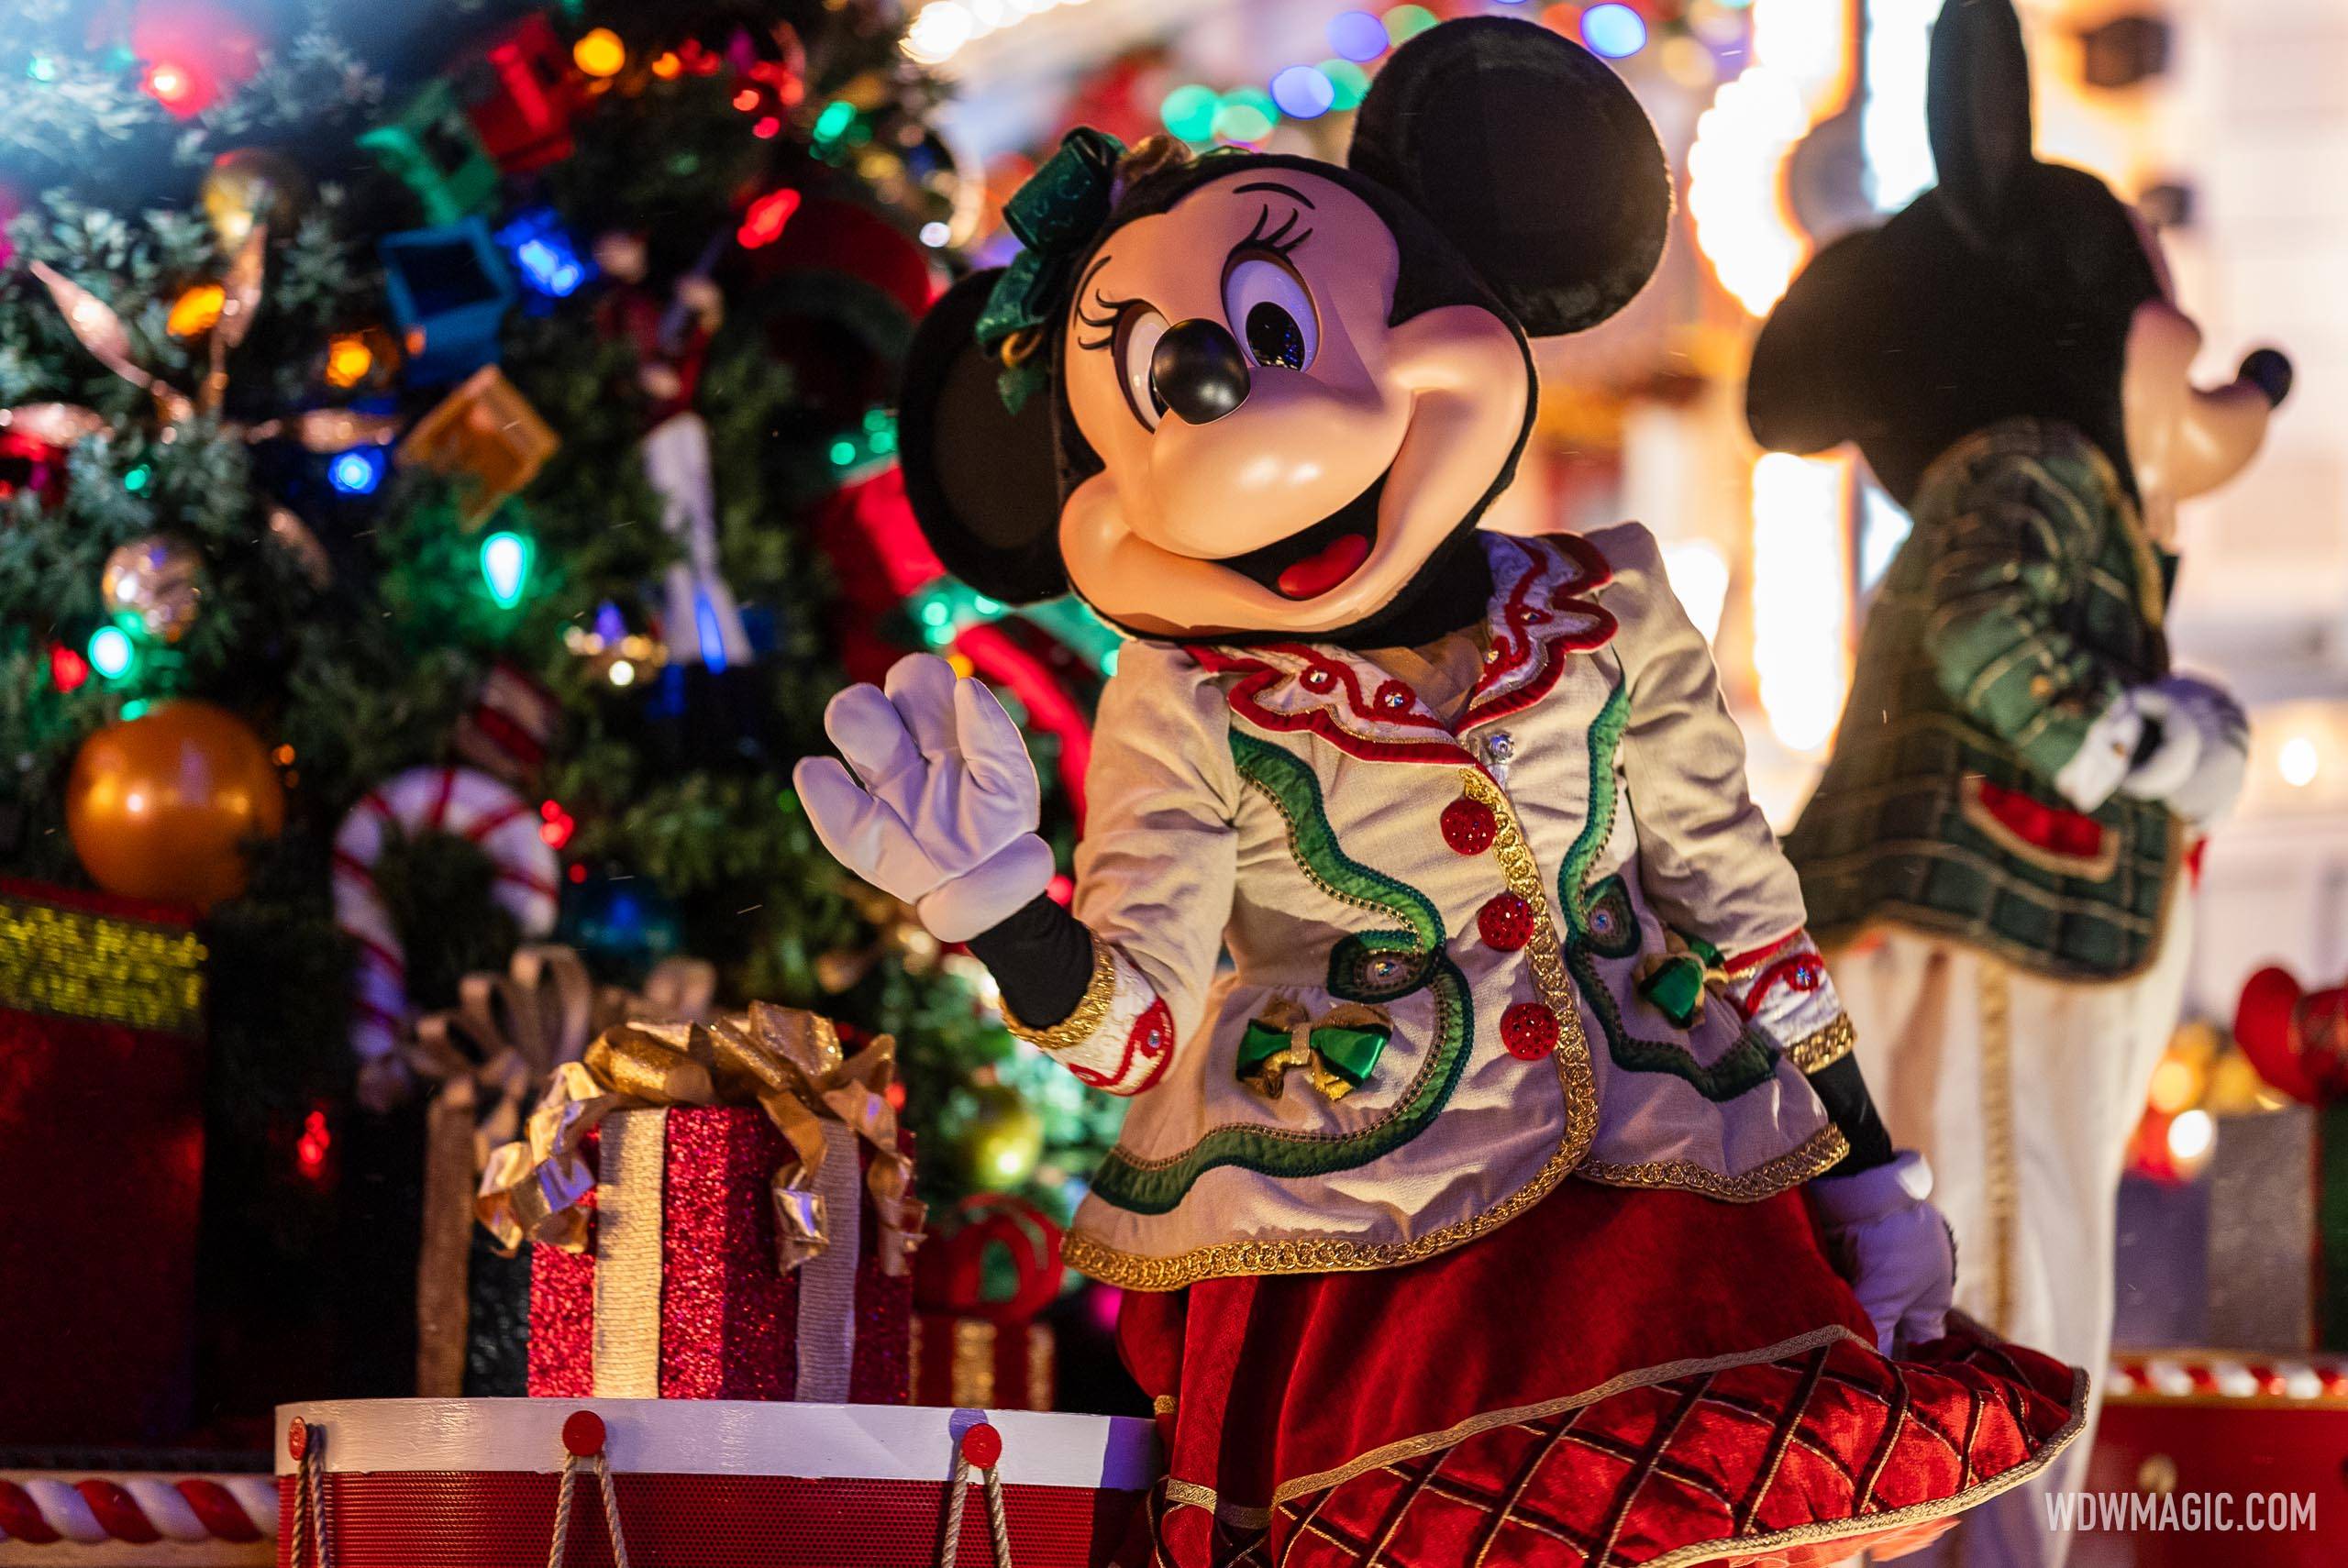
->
[1113, 1179, 2082, 1568]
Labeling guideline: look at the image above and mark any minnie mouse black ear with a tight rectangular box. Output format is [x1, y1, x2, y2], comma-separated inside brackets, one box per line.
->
[1348, 17, 1669, 337]
[1928, 0, 2035, 245]
[1744, 230, 1881, 458]
[897, 269, 1069, 605]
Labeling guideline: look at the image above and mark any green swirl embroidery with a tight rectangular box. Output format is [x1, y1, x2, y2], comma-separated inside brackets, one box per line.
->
[1086, 732, 1470, 1216]
[1561, 681, 1779, 1102]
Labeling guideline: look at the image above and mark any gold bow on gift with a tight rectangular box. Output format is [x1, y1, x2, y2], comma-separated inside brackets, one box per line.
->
[408, 944, 599, 1396]
[592, 955, 718, 1032]
[478, 1002, 925, 1279]
[21, 227, 402, 586]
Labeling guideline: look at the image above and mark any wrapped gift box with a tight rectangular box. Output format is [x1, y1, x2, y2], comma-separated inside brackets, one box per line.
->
[478, 1004, 923, 1405]
[271, 1397, 1157, 1568]
[526, 1107, 912, 1403]
[911, 1195, 1065, 1411]
[2204, 1106, 2348, 1352]
[0, 877, 206, 1445]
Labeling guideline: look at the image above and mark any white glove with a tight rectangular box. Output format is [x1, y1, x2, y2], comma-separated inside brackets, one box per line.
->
[2053, 690, 2146, 811]
[1811, 1151, 1956, 1356]
[2117, 682, 2205, 802]
[2152, 674, 2249, 825]
[792, 654, 1054, 943]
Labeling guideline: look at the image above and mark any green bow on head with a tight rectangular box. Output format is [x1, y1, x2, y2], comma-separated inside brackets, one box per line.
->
[975, 127, 1127, 413]
[1236, 1001, 1392, 1103]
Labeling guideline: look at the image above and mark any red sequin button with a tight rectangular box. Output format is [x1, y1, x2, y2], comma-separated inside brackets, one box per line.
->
[562, 1410, 607, 1456]
[963, 1422, 1003, 1469]
[1501, 1002, 1559, 1059]
[286, 1418, 308, 1460]
[1478, 892, 1534, 951]
[1441, 796, 1498, 855]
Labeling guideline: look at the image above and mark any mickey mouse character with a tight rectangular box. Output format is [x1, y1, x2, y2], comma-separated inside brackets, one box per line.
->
[801, 20, 2081, 1566]
[1746, 4, 2288, 1563]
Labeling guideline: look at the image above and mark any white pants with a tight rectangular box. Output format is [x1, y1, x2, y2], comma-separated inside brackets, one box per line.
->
[1833, 897, 2193, 1568]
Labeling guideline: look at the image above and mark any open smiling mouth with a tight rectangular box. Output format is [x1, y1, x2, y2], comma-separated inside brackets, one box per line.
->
[1213, 471, 1388, 601]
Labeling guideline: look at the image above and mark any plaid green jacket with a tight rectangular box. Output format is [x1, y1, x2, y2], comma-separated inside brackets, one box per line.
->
[1785, 418, 2183, 981]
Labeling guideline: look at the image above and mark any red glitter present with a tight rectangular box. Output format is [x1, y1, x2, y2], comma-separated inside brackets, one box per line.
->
[527, 1106, 912, 1403]
[0, 877, 206, 1444]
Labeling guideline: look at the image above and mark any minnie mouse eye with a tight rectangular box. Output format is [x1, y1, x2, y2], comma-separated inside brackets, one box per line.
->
[1115, 309, 1170, 430]
[1224, 257, 1316, 371]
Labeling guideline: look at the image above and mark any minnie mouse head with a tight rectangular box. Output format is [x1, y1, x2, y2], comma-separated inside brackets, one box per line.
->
[1745, 0, 2287, 521]
[898, 18, 1670, 646]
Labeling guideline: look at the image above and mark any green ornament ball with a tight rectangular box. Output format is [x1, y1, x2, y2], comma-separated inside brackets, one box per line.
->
[956, 1084, 1045, 1190]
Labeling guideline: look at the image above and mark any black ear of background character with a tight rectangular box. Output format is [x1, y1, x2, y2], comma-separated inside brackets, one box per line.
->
[1348, 17, 1669, 338]
[1744, 230, 1880, 457]
[897, 269, 1069, 605]
[1928, 0, 2036, 245]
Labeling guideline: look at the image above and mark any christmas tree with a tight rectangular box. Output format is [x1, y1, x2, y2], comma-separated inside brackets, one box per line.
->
[0, 0, 1119, 1429]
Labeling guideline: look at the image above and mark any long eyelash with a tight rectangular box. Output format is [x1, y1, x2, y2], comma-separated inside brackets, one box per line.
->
[1242, 205, 1312, 256]
[1076, 290, 1138, 351]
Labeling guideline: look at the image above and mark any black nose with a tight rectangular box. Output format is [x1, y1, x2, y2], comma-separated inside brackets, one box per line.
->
[1150, 317, 1251, 425]
[2239, 348, 2293, 409]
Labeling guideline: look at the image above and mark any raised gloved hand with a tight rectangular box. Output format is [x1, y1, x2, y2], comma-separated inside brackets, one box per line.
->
[2148, 673, 2249, 824]
[792, 654, 1054, 943]
[1811, 1151, 1956, 1356]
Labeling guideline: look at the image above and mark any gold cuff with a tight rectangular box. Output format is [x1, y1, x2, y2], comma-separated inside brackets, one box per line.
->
[1002, 932, 1117, 1052]
[1788, 1012, 1857, 1074]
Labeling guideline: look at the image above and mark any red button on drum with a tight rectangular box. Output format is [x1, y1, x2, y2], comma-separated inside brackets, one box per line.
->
[1501, 1002, 1559, 1059]
[1441, 796, 1498, 855]
[1478, 892, 1534, 951]
[562, 1410, 607, 1456]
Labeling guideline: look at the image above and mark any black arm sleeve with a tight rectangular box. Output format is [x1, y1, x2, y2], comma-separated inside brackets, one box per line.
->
[1811, 1054, 1897, 1176]
[965, 894, 1096, 1030]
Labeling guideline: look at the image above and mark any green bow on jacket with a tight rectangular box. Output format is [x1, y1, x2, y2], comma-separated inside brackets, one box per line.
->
[1235, 1000, 1391, 1102]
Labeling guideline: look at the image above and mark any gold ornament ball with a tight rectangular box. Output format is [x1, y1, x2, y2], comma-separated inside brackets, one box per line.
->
[958, 1084, 1045, 1189]
[101, 534, 205, 642]
[201, 148, 309, 248]
[67, 701, 285, 911]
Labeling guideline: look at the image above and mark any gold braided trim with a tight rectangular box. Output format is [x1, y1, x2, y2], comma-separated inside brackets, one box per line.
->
[1580, 1124, 1849, 1203]
[1149, 1325, 2090, 1554]
[1065, 1112, 1589, 1290]
[1787, 1013, 1857, 1074]
[1980, 957, 2019, 1337]
[1152, 1394, 1179, 1418]
[1000, 932, 1116, 1052]
[1460, 768, 1600, 1168]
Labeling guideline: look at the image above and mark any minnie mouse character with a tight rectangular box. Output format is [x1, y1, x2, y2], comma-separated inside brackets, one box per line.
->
[801, 20, 2080, 1566]
[1745, 4, 2288, 1563]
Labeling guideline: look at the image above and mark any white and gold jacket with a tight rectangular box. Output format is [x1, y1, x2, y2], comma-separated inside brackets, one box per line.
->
[1012, 525, 1856, 1291]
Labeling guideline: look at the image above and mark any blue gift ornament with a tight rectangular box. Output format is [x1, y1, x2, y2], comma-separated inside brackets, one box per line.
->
[495, 207, 594, 308]
[381, 219, 516, 384]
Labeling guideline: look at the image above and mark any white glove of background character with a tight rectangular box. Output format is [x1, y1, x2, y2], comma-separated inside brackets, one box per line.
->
[2145, 673, 2249, 824]
[1810, 1151, 1956, 1356]
[792, 654, 1054, 942]
[2056, 683, 2195, 810]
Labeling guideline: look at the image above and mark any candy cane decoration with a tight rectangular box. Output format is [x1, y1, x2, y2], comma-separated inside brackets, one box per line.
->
[334, 766, 560, 1077]
[0, 1473, 277, 1549]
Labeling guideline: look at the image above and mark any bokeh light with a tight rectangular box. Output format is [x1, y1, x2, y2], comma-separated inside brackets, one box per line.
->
[1582, 3, 1649, 57]
[1270, 64, 1337, 120]
[1329, 10, 1390, 61]
[1160, 83, 1220, 141]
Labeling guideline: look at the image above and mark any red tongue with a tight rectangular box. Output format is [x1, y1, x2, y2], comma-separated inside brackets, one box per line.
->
[1276, 533, 1372, 600]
